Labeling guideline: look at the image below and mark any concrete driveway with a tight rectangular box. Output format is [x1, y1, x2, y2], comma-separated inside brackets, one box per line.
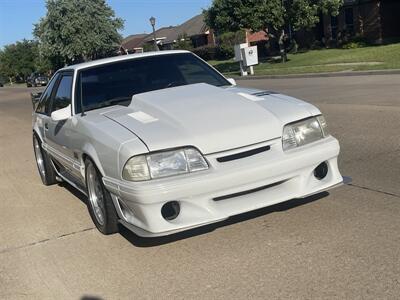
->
[0, 75, 399, 299]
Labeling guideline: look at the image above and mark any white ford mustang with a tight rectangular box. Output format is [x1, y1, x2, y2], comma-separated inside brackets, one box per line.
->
[31, 50, 344, 237]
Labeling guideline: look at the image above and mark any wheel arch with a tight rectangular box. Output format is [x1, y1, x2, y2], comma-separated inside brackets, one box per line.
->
[80, 143, 106, 179]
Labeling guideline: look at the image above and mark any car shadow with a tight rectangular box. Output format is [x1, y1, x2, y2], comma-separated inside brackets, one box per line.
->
[59, 181, 88, 205]
[120, 191, 329, 247]
[58, 180, 329, 247]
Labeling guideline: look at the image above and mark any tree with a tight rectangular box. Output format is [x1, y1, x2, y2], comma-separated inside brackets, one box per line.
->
[204, 0, 343, 37]
[34, 0, 124, 68]
[0, 39, 38, 83]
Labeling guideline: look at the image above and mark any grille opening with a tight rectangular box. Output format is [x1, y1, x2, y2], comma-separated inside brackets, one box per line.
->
[217, 145, 271, 163]
[213, 180, 286, 201]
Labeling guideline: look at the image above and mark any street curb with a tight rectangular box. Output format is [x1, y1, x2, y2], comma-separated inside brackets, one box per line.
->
[234, 69, 400, 80]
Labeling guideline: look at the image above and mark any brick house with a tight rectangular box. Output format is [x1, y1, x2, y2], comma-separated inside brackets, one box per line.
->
[321, 0, 400, 43]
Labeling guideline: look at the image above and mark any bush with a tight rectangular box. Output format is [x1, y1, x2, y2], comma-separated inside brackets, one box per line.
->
[192, 30, 245, 61]
[192, 45, 236, 61]
[341, 37, 368, 49]
[142, 43, 155, 52]
[341, 41, 367, 49]
[192, 46, 218, 60]
[173, 34, 194, 51]
[218, 31, 246, 47]
[216, 45, 234, 60]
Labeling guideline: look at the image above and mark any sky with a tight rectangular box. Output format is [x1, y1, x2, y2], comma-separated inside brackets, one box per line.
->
[0, 0, 212, 48]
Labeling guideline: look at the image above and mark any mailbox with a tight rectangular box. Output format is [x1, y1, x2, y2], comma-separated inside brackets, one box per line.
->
[234, 43, 248, 62]
[241, 46, 258, 67]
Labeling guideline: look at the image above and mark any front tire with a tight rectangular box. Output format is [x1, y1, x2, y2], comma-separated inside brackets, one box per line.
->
[33, 133, 57, 186]
[85, 159, 119, 235]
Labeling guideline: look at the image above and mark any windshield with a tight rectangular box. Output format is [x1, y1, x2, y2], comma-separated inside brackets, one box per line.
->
[76, 53, 230, 113]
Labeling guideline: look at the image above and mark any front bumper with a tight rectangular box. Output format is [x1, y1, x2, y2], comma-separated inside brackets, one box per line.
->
[103, 136, 343, 237]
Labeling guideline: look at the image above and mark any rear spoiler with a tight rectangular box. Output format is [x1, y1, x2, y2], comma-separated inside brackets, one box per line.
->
[30, 92, 42, 110]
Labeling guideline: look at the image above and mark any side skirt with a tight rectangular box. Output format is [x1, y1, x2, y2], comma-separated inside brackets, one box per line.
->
[50, 158, 88, 196]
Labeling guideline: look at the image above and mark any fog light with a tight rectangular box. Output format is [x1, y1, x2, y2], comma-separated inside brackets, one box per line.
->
[314, 162, 328, 180]
[161, 201, 180, 221]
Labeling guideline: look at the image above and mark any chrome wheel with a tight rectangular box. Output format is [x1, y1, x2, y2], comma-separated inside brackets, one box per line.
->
[34, 137, 46, 178]
[86, 163, 106, 226]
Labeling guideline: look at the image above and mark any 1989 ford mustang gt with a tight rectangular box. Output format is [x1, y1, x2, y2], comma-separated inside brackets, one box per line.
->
[32, 50, 344, 237]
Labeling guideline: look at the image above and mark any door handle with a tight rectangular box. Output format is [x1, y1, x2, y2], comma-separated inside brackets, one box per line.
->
[44, 123, 49, 131]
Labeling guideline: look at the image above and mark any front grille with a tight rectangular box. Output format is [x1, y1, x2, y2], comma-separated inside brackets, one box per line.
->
[216, 145, 270, 163]
[213, 180, 286, 201]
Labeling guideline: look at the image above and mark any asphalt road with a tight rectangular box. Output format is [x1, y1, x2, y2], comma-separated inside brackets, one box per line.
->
[0, 75, 399, 299]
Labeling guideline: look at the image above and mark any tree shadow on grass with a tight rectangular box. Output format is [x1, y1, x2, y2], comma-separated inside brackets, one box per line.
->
[213, 61, 240, 74]
[120, 191, 329, 247]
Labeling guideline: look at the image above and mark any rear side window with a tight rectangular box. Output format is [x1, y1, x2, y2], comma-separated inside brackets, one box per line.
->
[36, 74, 59, 115]
[52, 75, 73, 112]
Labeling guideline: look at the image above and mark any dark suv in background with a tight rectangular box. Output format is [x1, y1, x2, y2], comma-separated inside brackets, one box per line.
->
[27, 73, 49, 87]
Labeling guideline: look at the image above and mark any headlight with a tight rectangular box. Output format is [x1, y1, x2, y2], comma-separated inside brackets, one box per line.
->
[122, 147, 208, 181]
[282, 116, 329, 151]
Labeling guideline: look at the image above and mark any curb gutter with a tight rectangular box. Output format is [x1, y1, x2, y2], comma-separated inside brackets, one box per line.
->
[234, 69, 400, 80]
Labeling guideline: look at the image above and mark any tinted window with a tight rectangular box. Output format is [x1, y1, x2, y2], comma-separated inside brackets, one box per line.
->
[52, 75, 73, 112]
[76, 53, 229, 113]
[36, 74, 59, 115]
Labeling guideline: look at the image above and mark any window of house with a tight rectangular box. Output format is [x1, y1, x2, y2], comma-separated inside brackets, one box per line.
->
[345, 7, 354, 34]
[331, 16, 338, 39]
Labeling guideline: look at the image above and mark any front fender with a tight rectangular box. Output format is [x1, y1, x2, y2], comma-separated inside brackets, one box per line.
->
[32, 114, 44, 142]
[81, 142, 106, 178]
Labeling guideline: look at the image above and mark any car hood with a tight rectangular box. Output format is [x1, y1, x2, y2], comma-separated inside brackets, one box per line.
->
[102, 83, 318, 154]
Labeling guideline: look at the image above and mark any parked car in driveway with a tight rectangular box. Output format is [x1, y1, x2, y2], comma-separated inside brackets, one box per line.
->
[27, 73, 49, 87]
[31, 50, 344, 237]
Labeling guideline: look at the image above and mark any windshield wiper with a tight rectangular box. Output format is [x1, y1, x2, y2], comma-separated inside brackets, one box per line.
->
[85, 96, 132, 111]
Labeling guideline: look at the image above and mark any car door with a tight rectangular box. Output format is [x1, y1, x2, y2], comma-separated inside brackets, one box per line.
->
[44, 72, 81, 180]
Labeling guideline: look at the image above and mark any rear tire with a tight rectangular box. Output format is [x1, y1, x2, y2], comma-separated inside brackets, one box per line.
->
[85, 159, 119, 235]
[33, 133, 57, 186]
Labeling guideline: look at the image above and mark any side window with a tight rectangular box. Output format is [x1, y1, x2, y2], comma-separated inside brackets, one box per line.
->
[52, 75, 73, 112]
[36, 74, 59, 115]
[178, 61, 218, 85]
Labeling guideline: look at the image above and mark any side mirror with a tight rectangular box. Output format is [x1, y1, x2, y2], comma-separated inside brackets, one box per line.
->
[227, 78, 237, 86]
[51, 105, 71, 122]
[31, 92, 42, 109]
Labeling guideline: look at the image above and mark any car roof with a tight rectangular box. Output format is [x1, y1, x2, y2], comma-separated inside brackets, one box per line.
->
[59, 50, 191, 72]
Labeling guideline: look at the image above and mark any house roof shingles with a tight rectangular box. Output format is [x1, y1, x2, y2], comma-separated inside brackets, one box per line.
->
[137, 14, 209, 46]
[121, 33, 148, 50]
[142, 26, 180, 44]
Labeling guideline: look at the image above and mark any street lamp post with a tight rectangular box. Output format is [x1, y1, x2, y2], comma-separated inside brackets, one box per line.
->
[149, 16, 159, 51]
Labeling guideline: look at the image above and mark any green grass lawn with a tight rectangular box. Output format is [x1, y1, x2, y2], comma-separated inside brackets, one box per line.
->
[209, 43, 400, 76]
